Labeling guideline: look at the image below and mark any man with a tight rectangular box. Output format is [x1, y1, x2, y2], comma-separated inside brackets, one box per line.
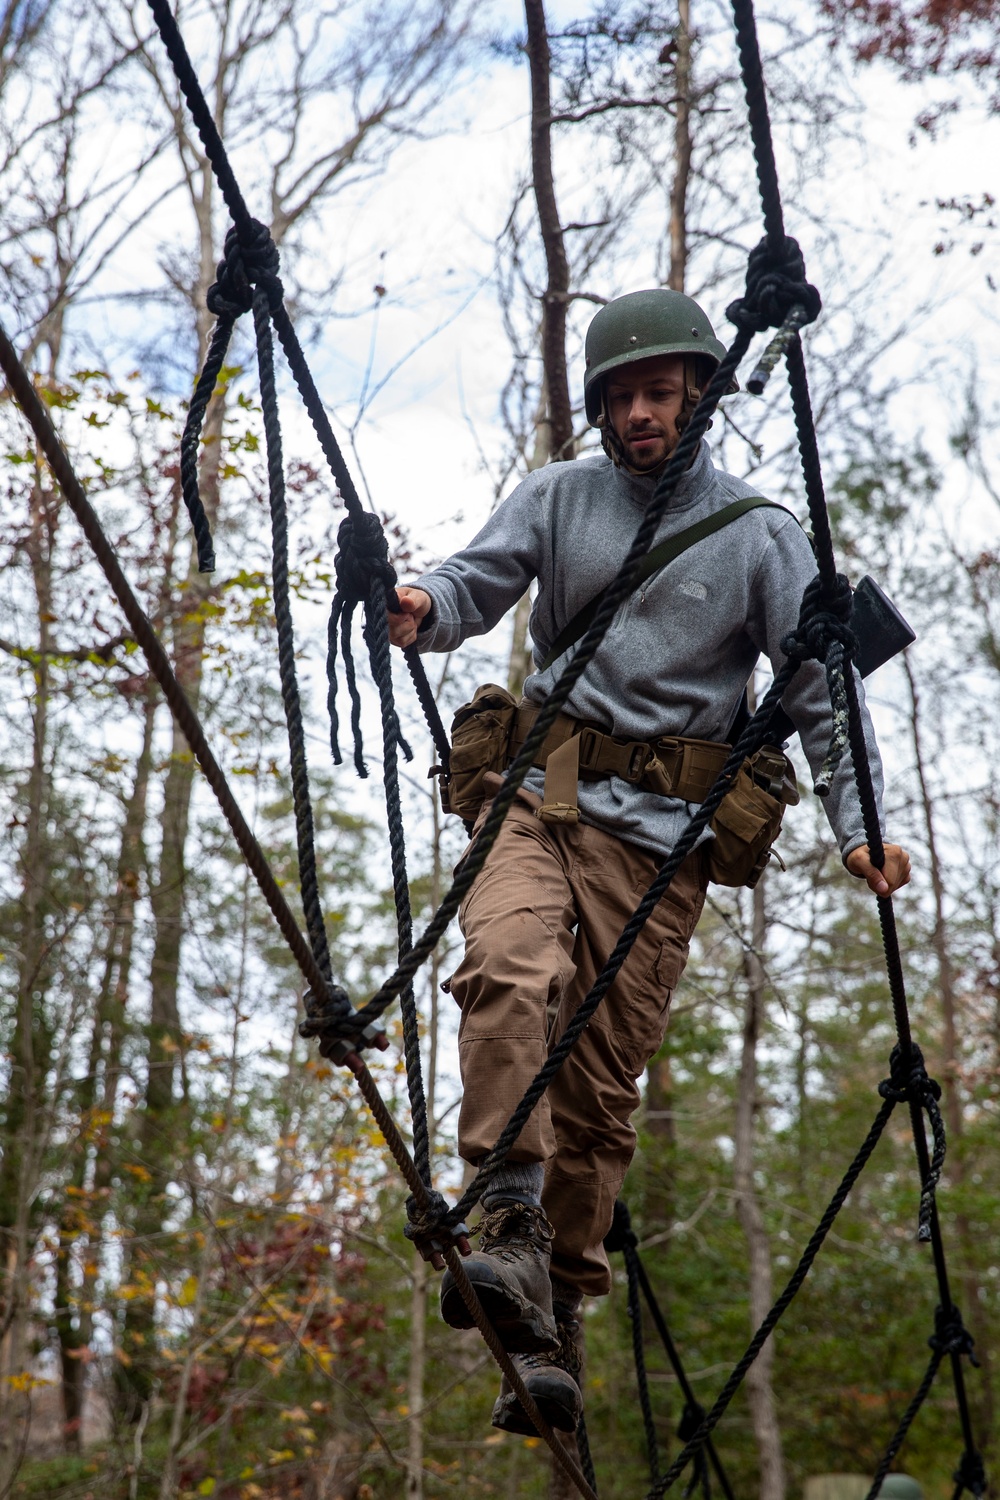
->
[387, 290, 910, 1435]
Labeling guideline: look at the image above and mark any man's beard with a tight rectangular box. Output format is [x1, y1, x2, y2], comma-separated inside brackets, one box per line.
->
[621, 429, 673, 472]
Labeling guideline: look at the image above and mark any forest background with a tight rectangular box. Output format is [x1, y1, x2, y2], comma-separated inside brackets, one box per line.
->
[1, 0, 1000, 1497]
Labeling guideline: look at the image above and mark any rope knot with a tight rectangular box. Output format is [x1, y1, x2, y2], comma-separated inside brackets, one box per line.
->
[878, 1042, 947, 1242]
[953, 1447, 988, 1497]
[726, 233, 822, 335]
[602, 1198, 638, 1254]
[298, 984, 387, 1065]
[780, 574, 856, 667]
[877, 1041, 940, 1106]
[404, 1191, 469, 1263]
[930, 1304, 979, 1366]
[334, 511, 398, 610]
[676, 1400, 707, 1443]
[207, 220, 283, 319]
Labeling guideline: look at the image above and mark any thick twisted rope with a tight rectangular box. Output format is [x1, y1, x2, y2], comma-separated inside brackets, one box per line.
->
[252, 286, 336, 988]
[0, 321, 343, 1012]
[646, 1089, 899, 1497]
[333, 334, 751, 1043]
[179, 313, 231, 572]
[146, 0, 987, 1487]
[363, 582, 430, 1183]
[604, 1203, 733, 1500]
[863, 1305, 979, 1500]
[728, 0, 985, 1480]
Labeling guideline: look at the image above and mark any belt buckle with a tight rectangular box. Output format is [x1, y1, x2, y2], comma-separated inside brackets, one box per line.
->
[576, 727, 604, 775]
[625, 742, 650, 782]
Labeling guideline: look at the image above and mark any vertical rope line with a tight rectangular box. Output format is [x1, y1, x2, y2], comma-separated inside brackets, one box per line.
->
[729, 0, 785, 246]
[252, 289, 334, 985]
[632, 1255, 735, 1500]
[180, 314, 233, 573]
[623, 1238, 661, 1484]
[784, 337, 840, 602]
[364, 584, 430, 1181]
[147, 0, 253, 236]
[646, 1097, 897, 1497]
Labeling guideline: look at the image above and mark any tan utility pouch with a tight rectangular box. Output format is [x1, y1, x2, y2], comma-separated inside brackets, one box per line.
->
[440, 683, 519, 823]
[708, 745, 799, 889]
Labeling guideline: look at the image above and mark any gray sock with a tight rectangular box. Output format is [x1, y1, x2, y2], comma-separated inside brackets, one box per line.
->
[482, 1161, 545, 1210]
[550, 1274, 583, 1316]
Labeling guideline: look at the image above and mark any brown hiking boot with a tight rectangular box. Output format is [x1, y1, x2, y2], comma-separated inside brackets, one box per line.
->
[439, 1201, 558, 1353]
[491, 1301, 584, 1434]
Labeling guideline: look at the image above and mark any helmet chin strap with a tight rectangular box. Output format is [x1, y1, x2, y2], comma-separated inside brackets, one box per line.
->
[596, 359, 707, 478]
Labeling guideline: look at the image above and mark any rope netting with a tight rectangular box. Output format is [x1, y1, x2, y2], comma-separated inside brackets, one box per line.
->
[0, 0, 988, 1494]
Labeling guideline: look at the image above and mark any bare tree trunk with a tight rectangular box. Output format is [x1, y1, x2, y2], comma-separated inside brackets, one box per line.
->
[508, 394, 550, 694]
[667, 0, 692, 294]
[0, 468, 57, 1486]
[524, 0, 573, 464]
[56, 684, 158, 1447]
[903, 656, 994, 1444]
[734, 877, 785, 1500]
[118, 156, 225, 1409]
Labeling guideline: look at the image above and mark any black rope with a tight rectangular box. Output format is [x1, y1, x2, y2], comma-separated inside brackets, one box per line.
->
[577, 1412, 599, 1496]
[0, 321, 345, 1013]
[863, 1305, 979, 1500]
[363, 580, 430, 1183]
[604, 1203, 734, 1500]
[252, 286, 335, 988]
[179, 313, 232, 572]
[877, 1043, 946, 1243]
[623, 1222, 662, 1484]
[145, 0, 988, 1490]
[646, 1091, 898, 1497]
[723, 0, 987, 1485]
[953, 1447, 989, 1500]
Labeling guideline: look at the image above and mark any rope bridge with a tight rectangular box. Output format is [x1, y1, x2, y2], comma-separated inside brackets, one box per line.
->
[0, 0, 988, 1493]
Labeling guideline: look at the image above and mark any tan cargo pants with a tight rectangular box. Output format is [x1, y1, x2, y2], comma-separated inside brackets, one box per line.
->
[451, 790, 708, 1298]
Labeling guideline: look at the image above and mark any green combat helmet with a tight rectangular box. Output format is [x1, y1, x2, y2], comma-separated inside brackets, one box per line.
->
[584, 289, 735, 472]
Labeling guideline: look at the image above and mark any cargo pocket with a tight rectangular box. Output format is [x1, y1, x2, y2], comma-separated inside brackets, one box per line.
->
[612, 937, 683, 1077]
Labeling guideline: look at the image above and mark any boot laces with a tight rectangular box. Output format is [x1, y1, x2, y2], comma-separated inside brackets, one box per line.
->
[478, 1201, 554, 1256]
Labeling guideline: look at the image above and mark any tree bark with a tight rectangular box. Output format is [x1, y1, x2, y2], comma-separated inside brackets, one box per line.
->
[667, 0, 692, 293]
[733, 877, 785, 1500]
[0, 465, 57, 1485]
[56, 683, 158, 1447]
[508, 392, 550, 695]
[524, 0, 573, 464]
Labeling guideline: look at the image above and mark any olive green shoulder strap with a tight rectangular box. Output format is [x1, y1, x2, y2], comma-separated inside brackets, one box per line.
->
[539, 495, 797, 673]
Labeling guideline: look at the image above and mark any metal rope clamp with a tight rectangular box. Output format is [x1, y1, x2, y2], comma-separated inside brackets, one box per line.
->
[404, 1191, 471, 1268]
[298, 987, 389, 1065]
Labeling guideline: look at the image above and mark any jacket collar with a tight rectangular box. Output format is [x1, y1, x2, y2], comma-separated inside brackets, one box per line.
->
[610, 438, 714, 513]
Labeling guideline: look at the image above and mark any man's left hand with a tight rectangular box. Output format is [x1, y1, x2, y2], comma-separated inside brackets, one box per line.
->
[845, 843, 911, 897]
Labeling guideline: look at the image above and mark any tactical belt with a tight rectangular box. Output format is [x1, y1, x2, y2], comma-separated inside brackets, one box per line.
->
[508, 700, 731, 825]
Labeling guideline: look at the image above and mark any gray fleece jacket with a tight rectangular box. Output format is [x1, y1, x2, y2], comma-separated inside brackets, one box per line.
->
[415, 439, 883, 861]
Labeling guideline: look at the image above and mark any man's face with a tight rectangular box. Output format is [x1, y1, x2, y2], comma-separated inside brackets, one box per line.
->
[605, 354, 686, 473]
